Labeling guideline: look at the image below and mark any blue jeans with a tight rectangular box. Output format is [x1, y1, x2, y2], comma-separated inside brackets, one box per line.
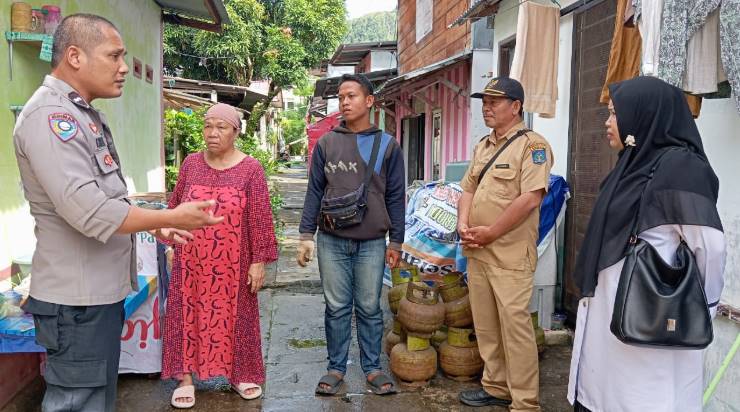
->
[317, 231, 386, 376]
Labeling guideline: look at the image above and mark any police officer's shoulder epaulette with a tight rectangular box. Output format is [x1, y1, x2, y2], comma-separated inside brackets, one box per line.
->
[20, 103, 69, 121]
[478, 135, 488, 142]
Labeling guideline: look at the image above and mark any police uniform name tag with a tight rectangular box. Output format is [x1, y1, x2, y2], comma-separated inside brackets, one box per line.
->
[494, 164, 510, 169]
[48, 113, 79, 142]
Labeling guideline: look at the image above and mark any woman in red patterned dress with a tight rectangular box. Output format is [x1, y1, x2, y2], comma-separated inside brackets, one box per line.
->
[161, 103, 278, 408]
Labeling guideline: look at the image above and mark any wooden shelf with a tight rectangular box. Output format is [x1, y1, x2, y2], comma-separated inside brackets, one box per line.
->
[10, 105, 24, 122]
[5, 31, 50, 42]
[5, 31, 54, 80]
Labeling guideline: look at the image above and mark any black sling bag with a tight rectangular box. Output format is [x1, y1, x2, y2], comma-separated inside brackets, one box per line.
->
[477, 129, 531, 184]
[320, 131, 382, 230]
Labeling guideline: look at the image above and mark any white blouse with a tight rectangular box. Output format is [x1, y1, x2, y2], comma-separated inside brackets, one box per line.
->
[567, 224, 726, 412]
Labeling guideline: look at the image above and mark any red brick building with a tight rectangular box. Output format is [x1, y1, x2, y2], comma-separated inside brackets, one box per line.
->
[378, 0, 494, 183]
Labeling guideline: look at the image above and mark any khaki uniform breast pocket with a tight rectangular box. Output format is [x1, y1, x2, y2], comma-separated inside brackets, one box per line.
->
[92, 151, 126, 197]
[485, 167, 520, 199]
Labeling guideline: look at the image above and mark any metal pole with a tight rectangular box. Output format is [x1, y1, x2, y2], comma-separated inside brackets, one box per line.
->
[703, 332, 740, 405]
[174, 131, 181, 167]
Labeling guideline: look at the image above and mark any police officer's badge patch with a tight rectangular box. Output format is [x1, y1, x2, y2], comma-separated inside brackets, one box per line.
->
[49, 113, 79, 142]
[532, 149, 547, 165]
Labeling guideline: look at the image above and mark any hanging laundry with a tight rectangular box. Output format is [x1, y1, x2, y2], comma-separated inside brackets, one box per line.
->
[704, 80, 732, 99]
[686, 0, 722, 34]
[635, 0, 738, 113]
[600, 0, 642, 103]
[634, 0, 664, 76]
[509, 1, 560, 118]
[656, 0, 691, 87]
[657, 0, 721, 88]
[683, 9, 722, 94]
[685, 93, 703, 118]
[624, 0, 636, 24]
[718, 0, 740, 111]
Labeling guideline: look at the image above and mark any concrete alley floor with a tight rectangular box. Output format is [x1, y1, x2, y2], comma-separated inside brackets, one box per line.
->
[3, 165, 574, 412]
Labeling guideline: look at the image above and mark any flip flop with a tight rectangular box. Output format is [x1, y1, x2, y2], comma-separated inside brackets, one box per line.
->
[315, 373, 344, 396]
[171, 384, 195, 409]
[367, 372, 398, 395]
[232, 382, 263, 400]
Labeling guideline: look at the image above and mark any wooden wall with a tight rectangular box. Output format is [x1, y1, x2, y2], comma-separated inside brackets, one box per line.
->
[397, 0, 472, 74]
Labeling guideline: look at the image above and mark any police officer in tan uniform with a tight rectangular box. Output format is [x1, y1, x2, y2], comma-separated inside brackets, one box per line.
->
[13, 14, 222, 412]
[457, 77, 553, 411]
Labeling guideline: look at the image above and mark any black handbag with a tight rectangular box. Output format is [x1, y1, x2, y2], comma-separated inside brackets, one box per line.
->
[610, 149, 713, 349]
[320, 131, 382, 230]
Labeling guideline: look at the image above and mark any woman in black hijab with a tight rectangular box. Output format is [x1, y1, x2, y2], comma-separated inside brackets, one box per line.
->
[567, 77, 726, 412]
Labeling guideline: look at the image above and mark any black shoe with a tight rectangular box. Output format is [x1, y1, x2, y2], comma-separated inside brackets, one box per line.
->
[459, 388, 513, 407]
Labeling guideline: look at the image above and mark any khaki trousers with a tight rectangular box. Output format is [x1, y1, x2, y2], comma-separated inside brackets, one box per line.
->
[468, 258, 540, 412]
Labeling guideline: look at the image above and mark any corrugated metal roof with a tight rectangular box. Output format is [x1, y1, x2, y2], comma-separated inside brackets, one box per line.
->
[314, 68, 398, 98]
[448, 0, 500, 28]
[155, 0, 230, 24]
[378, 51, 472, 95]
[163, 76, 267, 110]
[329, 41, 398, 66]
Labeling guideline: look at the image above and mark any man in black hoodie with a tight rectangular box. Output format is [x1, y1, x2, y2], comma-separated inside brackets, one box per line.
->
[296, 74, 405, 395]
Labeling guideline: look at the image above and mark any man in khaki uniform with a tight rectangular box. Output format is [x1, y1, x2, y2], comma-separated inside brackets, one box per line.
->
[13, 14, 221, 412]
[457, 77, 553, 411]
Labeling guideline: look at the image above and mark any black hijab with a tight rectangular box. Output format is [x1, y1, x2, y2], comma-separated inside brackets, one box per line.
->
[573, 76, 723, 298]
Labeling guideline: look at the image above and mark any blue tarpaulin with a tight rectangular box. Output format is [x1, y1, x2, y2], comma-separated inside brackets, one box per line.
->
[538, 175, 569, 245]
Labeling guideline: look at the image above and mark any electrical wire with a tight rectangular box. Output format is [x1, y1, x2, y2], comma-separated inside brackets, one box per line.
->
[168, 50, 237, 60]
[494, 0, 561, 17]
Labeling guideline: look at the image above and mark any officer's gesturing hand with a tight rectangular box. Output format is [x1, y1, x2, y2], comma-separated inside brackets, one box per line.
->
[152, 228, 194, 245]
[170, 200, 225, 230]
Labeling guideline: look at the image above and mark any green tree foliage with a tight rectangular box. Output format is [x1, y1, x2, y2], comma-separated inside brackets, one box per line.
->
[164, 1, 264, 85]
[164, 0, 347, 133]
[279, 81, 314, 155]
[344, 11, 397, 43]
[164, 107, 207, 162]
[280, 107, 308, 155]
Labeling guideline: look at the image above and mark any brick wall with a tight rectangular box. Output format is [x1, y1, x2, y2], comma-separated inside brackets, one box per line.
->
[397, 0, 472, 74]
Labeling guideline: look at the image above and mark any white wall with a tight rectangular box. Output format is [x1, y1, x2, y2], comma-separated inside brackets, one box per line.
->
[531, 14, 574, 178]
[327, 65, 355, 77]
[697, 99, 740, 307]
[370, 50, 398, 71]
[696, 98, 740, 412]
[470, 49, 494, 156]
[489, 0, 575, 177]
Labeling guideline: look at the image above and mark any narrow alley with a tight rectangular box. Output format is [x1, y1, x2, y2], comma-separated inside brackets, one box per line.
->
[2, 165, 573, 412]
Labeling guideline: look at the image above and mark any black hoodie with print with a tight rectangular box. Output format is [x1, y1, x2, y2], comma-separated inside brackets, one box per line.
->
[298, 123, 405, 250]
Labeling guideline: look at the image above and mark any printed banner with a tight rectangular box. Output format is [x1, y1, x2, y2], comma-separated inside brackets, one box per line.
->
[136, 231, 158, 276]
[392, 182, 464, 284]
[119, 231, 162, 373]
[119, 293, 161, 374]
